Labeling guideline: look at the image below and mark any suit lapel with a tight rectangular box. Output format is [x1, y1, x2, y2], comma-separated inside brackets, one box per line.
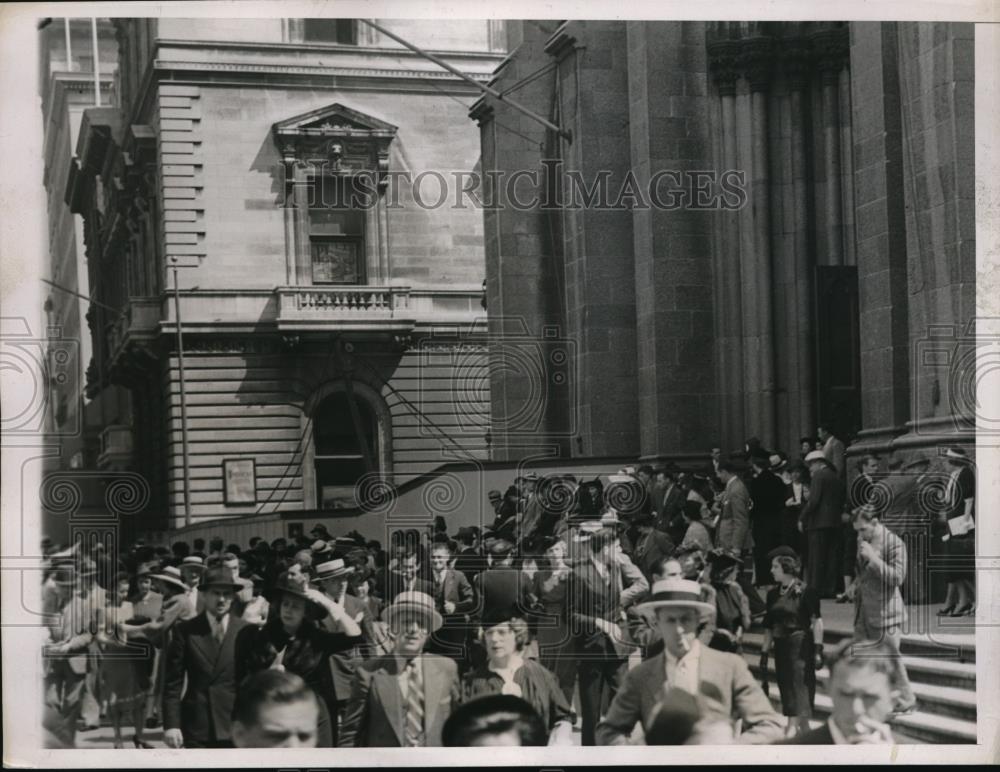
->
[374, 658, 405, 745]
[213, 615, 240, 670]
[422, 656, 444, 734]
[189, 613, 217, 665]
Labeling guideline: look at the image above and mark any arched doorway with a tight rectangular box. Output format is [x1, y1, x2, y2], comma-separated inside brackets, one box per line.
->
[312, 391, 377, 509]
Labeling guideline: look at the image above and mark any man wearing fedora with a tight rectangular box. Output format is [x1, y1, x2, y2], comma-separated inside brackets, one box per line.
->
[339, 591, 461, 747]
[163, 566, 249, 748]
[596, 578, 782, 745]
[801, 450, 847, 598]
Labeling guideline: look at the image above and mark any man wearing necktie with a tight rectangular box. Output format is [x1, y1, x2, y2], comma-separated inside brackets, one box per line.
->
[597, 578, 781, 745]
[425, 543, 475, 665]
[163, 567, 248, 748]
[339, 591, 460, 747]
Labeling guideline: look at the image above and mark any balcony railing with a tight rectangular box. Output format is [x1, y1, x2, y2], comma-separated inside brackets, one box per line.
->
[275, 285, 416, 331]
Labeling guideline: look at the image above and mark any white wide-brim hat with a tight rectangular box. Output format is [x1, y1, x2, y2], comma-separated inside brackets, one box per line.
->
[635, 578, 715, 616]
[383, 590, 443, 632]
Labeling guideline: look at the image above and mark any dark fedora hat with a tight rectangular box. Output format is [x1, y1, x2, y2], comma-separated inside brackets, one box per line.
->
[199, 566, 243, 592]
[707, 547, 743, 570]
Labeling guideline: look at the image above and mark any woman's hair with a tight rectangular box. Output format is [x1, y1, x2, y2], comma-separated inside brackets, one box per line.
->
[773, 555, 801, 578]
[503, 617, 530, 651]
[442, 695, 547, 747]
[682, 499, 702, 522]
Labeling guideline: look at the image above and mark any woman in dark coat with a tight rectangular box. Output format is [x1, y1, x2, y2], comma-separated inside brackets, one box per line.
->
[760, 547, 823, 738]
[234, 569, 362, 747]
[462, 608, 575, 745]
[937, 448, 976, 616]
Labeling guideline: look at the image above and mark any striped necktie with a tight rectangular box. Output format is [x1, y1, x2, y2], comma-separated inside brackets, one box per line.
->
[403, 659, 425, 747]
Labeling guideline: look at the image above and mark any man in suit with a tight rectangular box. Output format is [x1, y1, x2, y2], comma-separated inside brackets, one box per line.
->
[425, 542, 475, 663]
[843, 505, 916, 714]
[800, 451, 846, 598]
[657, 469, 688, 543]
[779, 638, 900, 744]
[570, 526, 634, 746]
[819, 423, 846, 479]
[42, 561, 99, 747]
[382, 549, 433, 605]
[838, 454, 881, 603]
[714, 461, 751, 555]
[630, 512, 676, 581]
[596, 578, 782, 745]
[313, 558, 374, 744]
[339, 590, 461, 747]
[748, 453, 787, 589]
[452, 527, 485, 588]
[163, 566, 248, 748]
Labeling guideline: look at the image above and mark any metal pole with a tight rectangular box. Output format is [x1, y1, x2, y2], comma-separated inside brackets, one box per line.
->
[64, 18, 73, 71]
[358, 19, 571, 141]
[91, 18, 101, 106]
[172, 263, 192, 528]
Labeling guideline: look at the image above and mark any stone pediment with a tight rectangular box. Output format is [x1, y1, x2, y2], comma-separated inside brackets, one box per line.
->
[273, 103, 397, 179]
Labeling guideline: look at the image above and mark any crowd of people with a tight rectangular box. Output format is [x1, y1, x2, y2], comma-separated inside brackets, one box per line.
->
[40, 428, 976, 749]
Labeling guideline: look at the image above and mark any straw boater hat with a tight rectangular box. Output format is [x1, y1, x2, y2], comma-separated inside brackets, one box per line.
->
[804, 450, 828, 465]
[945, 447, 969, 462]
[769, 453, 787, 472]
[383, 590, 443, 632]
[636, 578, 715, 616]
[149, 565, 188, 592]
[179, 555, 205, 574]
[312, 558, 355, 583]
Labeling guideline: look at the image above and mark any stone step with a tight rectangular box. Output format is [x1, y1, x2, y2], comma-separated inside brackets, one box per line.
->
[742, 633, 977, 690]
[765, 690, 978, 745]
[813, 620, 977, 663]
[746, 657, 977, 723]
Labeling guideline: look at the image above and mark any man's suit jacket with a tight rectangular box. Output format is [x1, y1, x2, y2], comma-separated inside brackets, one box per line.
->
[381, 572, 433, 607]
[327, 593, 377, 702]
[570, 559, 630, 660]
[453, 547, 485, 586]
[338, 653, 461, 747]
[877, 473, 918, 531]
[855, 524, 907, 631]
[632, 529, 676, 580]
[430, 569, 475, 616]
[823, 436, 846, 478]
[716, 476, 751, 552]
[656, 484, 687, 535]
[799, 465, 845, 531]
[162, 611, 247, 744]
[595, 646, 782, 745]
[473, 567, 532, 622]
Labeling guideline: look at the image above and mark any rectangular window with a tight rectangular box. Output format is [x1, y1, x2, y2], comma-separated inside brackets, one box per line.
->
[303, 19, 357, 44]
[308, 176, 365, 284]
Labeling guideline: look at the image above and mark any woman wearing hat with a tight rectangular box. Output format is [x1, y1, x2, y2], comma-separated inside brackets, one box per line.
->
[529, 536, 576, 702]
[234, 570, 363, 747]
[937, 447, 976, 617]
[759, 546, 823, 737]
[705, 549, 751, 653]
[461, 608, 576, 745]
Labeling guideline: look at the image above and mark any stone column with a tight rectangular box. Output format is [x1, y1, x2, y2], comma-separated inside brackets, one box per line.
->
[783, 39, 816, 444]
[708, 38, 745, 453]
[742, 36, 777, 448]
[813, 27, 850, 265]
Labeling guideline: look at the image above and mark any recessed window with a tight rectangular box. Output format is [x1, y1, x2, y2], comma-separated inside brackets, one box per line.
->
[313, 392, 376, 509]
[302, 19, 357, 45]
[308, 175, 366, 284]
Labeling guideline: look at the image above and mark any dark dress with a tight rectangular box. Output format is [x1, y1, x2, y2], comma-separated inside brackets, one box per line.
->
[764, 581, 820, 718]
[462, 658, 576, 732]
[234, 619, 361, 747]
[942, 465, 975, 583]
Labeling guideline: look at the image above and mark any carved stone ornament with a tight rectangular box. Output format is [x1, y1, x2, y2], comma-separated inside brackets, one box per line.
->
[707, 39, 742, 96]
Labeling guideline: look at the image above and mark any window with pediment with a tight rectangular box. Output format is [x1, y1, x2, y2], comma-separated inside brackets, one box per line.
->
[273, 104, 397, 287]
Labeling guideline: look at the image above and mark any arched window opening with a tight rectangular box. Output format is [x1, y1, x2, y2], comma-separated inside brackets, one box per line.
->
[313, 392, 377, 509]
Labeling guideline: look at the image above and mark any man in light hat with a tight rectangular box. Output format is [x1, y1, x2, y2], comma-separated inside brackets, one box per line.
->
[801, 450, 846, 598]
[338, 590, 461, 747]
[314, 558, 374, 741]
[596, 578, 781, 745]
[179, 555, 206, 614]
[41, 561, 99, 747]
[163, 566, 248, 747]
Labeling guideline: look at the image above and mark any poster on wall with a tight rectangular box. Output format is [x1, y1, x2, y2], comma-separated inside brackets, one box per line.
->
[223, 458, 257, 504]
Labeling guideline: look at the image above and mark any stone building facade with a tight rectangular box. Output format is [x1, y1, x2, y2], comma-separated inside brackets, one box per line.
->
[65, 19, 506, 532]
[474, 20, 976, 470]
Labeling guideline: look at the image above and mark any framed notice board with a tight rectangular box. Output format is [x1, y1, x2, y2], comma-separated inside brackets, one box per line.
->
[223, 458, 257, 505]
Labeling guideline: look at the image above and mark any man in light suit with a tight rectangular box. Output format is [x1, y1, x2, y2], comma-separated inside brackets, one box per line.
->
[844, 505, 916, 714]
[714, 461, 751, 555]
[163, 567, 248, 748]
[425, 542, 475, 663]
[596, 578, 782, 745]
[339, 591, 461, 747]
